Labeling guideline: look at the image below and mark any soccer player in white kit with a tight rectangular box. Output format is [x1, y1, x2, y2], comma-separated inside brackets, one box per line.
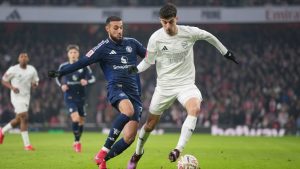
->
[127, 3, 238, 168]
[0, 52, 39, 151]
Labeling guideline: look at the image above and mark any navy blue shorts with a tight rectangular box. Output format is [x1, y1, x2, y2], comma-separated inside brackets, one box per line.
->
[65, 98, 86, 117]
[107, 86, 143, 122]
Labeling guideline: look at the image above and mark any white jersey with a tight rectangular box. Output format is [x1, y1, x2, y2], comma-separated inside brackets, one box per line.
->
[2, 64, 39, 103]
[145, 25, 228, 88]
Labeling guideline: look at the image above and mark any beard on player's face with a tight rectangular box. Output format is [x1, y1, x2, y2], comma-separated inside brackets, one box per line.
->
[109, 32, 123, 44]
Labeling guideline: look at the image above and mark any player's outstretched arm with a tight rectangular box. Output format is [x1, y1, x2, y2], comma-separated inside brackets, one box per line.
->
[223, 50, 239, 64]
[128, 59, 152, 74]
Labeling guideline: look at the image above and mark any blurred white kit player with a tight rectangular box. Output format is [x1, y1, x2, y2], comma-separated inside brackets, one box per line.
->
[0, 52, 39, 151]
[127, 3, 238, 169]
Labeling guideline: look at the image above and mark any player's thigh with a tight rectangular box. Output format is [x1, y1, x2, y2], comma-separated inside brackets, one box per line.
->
[66, 101, 80, 121]
[11, 99, 29, 114]
[128, 95, 143, 122]
[149, 86, 177, 115]
[118, 99, 135, 116]
[177, 85, 203, 106]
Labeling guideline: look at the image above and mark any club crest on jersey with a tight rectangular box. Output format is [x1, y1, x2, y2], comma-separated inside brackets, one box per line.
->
[72, 75, 78, 81]
[181, 41, 188, 49]
[126, 46, 132, 53]
[121, 56, 128, 64]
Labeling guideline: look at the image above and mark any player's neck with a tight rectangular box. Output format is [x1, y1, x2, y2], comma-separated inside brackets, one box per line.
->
[20, 64, 27, 69]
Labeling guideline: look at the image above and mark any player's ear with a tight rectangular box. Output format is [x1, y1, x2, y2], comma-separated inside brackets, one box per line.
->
[105, 24, 110, 33]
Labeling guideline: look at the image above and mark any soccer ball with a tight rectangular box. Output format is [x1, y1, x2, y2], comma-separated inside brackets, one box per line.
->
[177, 154, 199, 169]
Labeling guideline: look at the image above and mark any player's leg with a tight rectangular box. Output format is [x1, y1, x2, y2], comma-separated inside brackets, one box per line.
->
[70, 111, 82, 152]
[169, 85, 202, 162]
[105, 120, 138, 162]
[128, 87, 176, 169]
[94, 99, 134, 166]
[105, 97, 142, 161]
[19, 111, 34, 150]
[0, 115, 21, 144]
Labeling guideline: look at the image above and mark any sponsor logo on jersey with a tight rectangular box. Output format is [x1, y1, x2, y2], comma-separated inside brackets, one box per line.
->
[86, 50, 94, 57]
[126, 46, 132, 53]
[112, 64, 134, 70]
[162, 46, 168, 51]
[121, 56, 128, 64]
[110, 50, 117, 54]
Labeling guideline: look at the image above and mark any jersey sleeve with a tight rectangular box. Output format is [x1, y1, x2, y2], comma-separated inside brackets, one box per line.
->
[85, 66, 96, 84]
[31, 66, 39, 85]
[144, 34, 158, 65]
[2, 66, 14, 82]
[55, 63, 66, 87]
[59, 41, 106, 76]
[191, 27, 228, 55]
[132, 38, 146, 58]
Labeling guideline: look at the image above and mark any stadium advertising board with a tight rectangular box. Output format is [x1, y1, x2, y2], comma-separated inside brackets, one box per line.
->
[0, 6, 299, 23]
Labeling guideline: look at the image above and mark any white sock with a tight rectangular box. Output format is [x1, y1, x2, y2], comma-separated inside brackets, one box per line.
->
[21, 131, 30, 147]
[101, 146, 110, 153]
[2, 123, 12, 134]
[176, 115, 197, 152]
[136, 126, 150, 155]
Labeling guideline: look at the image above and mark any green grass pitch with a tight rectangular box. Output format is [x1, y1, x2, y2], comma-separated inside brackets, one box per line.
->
[0, 132, 299, 169]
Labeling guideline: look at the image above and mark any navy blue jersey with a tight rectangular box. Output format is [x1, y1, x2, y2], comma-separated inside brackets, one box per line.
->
[58, 37, 146, 96]
[56, 63, 95, 101]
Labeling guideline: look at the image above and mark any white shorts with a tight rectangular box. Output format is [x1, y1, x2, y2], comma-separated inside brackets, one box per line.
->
[11, 98, 30, 114]
[149, 84, 202, 115]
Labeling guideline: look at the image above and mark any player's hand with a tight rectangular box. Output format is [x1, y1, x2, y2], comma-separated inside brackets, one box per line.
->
[61, 84, 69, 92]
[11, 86, 19, 94]
[224, 51, 238, 64]
[48, 70, 60, 78]
[31, 82, 38, 88]
[80, 79, 88, 86]
[128, 65, 139, 74]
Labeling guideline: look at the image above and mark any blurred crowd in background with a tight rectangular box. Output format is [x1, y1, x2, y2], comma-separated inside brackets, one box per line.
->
[0, 0, 300, 7]
[0, 22, 299, 134]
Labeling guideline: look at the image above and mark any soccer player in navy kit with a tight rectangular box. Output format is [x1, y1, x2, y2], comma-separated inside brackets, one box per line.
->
[55, 44, 95, 152]
[48, 16, 146, 169]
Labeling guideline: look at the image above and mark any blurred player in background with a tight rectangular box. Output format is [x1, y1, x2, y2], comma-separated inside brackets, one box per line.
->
[127, 3, 238, 168]
[55, 44, 95, 152]
[0, 52, 39, 151]
[48, 16, 146, 169]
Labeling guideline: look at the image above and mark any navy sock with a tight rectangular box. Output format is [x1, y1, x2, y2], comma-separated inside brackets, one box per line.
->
[79, 125, 84, 138]
[104, 113, 130, 149]
[105, 138, 131, 161]
[72, 122, 80, 141]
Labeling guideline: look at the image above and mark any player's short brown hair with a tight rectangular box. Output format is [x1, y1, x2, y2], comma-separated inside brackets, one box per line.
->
[159, 3, 177, 19]
[66, 44, 79, 52]
[106, 16, 122, 25]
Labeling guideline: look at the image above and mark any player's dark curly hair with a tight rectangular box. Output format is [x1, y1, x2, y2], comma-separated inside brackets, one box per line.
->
[106, 16, 122, 25]
[159, 3, 177, 19]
